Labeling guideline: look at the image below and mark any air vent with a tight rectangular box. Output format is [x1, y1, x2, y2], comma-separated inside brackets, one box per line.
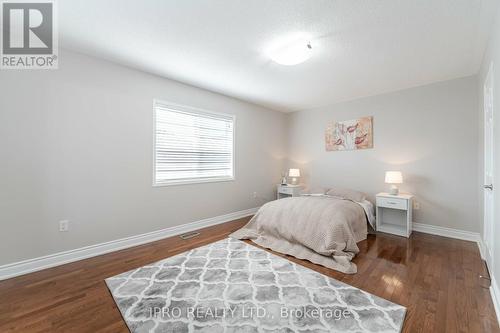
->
[179, 232, 200, 240]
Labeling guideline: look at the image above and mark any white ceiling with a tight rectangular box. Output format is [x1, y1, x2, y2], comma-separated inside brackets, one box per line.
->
[60, 0, 498, 112]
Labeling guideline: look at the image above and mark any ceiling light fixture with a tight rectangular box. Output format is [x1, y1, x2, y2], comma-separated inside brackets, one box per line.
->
[267, 33, 313, 66]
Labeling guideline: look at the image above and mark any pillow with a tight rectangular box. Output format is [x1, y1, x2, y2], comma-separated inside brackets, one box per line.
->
[301, 186, 329, 196]
[325, 188, 366, 202]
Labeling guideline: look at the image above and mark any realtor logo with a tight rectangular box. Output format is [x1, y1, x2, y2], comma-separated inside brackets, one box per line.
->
[1, 0, 58, 69]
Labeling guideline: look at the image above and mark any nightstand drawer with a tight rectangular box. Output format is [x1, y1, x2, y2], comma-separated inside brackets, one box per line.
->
[280, 186, 294, 194]
[276, 185, 303, 200]
[376, 197, 407, 210]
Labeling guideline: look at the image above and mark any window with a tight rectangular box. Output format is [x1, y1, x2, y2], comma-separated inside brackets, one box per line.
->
[153, 100, 235, 186]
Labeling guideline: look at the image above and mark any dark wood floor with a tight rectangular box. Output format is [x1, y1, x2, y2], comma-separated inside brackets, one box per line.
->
[0, 217, 498, 332]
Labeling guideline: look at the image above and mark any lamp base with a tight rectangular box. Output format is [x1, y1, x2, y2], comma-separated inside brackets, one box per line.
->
[389, 185, 399, 195]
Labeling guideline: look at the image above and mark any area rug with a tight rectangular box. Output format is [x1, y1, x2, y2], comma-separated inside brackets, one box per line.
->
[105, 238, 406, 332]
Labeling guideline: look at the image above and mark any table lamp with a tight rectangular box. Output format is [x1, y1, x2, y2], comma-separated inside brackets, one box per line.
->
[385, 171, 403, 195]
[289, 169, 300, 185]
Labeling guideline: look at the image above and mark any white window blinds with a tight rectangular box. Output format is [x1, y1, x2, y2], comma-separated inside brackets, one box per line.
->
[154, 101, 235, 186]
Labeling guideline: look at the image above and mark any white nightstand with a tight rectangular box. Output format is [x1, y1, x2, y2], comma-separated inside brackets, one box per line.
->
[376, 192, 413, 237]
[277, 184, 303, 200]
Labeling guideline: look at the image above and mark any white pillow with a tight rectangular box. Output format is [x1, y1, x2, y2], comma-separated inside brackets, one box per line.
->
[301, 186, 329, 196]
[325, 188, 366, 202]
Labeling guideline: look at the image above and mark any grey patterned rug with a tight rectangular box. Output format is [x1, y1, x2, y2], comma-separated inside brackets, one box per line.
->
[106, 238, 406, 333]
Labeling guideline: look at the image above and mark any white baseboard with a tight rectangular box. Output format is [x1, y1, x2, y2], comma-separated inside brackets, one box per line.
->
[412, 222, 481, 243]
[491, 276, 500, 326]
[477, 237, 487, 261]
[0, 207, 259, 281]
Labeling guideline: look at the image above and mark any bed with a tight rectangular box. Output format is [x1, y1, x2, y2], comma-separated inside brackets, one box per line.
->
[230, 188, 374, 274]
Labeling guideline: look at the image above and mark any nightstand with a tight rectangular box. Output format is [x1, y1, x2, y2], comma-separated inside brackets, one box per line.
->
[376, 192, 413, 237]
[277, 184, 303, 200]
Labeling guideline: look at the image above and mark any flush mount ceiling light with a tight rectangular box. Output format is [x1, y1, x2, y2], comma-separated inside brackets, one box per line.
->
[267, 33, 313, 66]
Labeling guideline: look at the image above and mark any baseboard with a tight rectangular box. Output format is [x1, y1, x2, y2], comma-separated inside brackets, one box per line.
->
[0, 207, 259, 281]
[491, 276, 500, 326]
[412, 222, 481, 243]
[477, 237, 487, 260]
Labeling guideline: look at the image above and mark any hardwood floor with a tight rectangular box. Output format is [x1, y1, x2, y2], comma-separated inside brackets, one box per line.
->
[0, 217, 498, 332]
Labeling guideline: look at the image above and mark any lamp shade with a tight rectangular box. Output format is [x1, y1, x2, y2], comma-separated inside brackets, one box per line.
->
[289, 168, 301, 177]
[385, 171, 403, 184]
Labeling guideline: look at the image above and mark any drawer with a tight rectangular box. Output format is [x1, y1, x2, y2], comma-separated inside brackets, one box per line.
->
[279, 186, 293, 195]
[377, 197, 407, 210]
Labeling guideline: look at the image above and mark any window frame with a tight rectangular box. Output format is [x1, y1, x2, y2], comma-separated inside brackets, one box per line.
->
[152, 99, 236, 187]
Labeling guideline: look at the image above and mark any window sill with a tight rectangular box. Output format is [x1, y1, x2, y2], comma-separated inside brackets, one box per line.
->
[153, 177, 235, 187]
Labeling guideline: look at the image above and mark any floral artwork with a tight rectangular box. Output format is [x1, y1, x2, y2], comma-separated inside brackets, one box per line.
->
[325, 116, 373, 151]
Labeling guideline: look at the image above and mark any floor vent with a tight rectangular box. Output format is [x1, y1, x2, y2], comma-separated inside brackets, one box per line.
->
[179, 232, 200, 240]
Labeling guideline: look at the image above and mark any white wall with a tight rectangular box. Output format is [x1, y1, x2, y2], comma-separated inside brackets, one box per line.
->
[479, 4, 500, 295]
[287, 76, 480, 232]
[0, 46, 488, 268]
[0, 50, 287, 266]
